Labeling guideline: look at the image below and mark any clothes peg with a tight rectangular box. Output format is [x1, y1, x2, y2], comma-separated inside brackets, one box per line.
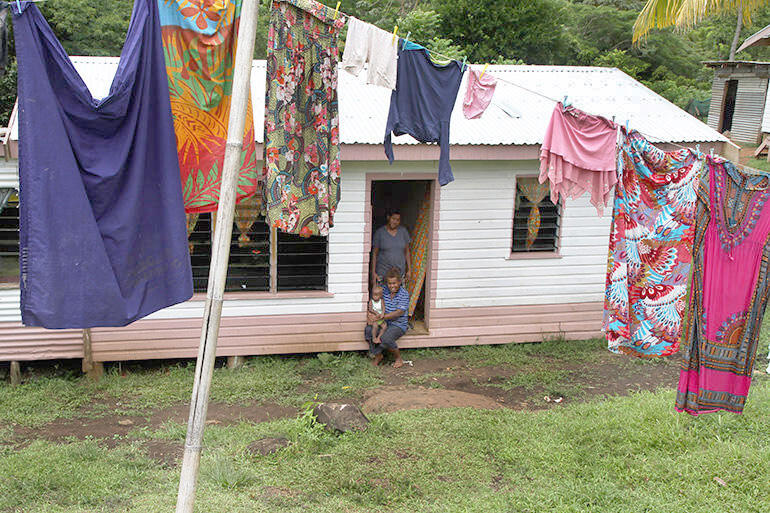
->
[480, 63, 489, 78]
[625, 119, 629, 132]
[16, 0, 21, 13]
[402, 31, 411, 51]
[461, 57, 467, 72]
[710, 148, 714, 157]
[392, 25, 398, 45]
[563, 95, 569, 107]
[333, 1, 340, 19]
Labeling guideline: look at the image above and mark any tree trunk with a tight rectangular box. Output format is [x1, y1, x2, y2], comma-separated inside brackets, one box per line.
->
[729, 6, 744, 61]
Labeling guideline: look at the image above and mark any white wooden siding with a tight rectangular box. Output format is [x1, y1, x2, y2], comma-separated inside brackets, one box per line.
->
[0, 159, 614, 323]
[0, 160, 17, 189]
[0, 289, 21, 323]
[434, 161, 611, 308]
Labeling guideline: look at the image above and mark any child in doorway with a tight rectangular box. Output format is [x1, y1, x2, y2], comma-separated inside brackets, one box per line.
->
[368, 286, 386, 344]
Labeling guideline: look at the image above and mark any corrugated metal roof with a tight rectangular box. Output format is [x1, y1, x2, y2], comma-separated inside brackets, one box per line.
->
[8, 57, 724, 145]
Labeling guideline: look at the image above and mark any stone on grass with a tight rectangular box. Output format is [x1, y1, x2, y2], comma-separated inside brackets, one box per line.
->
[313, 403, 369, 433]
[247, 437, 290, 456]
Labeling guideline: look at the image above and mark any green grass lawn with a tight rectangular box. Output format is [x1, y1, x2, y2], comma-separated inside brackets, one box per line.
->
[1, 385, 769, 512]
[1, 336, 769, 512]
[745, 158, 770, 173]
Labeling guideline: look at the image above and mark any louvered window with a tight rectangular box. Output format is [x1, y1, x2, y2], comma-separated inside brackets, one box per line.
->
[189, 211, 328, 293]
[512, 177, 561, 253]
[0, 189, 19, 285]
[189, 213, 270, 293]
[277, 231, 328, 291]
[2, 194, 329, 293]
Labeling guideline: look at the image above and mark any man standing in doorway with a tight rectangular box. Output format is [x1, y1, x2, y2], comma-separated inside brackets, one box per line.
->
[365, 268, 408, 368]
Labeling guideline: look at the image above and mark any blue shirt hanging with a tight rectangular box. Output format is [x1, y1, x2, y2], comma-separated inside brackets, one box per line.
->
[384, 44, 464, 186]
[12, 0, 193, 328]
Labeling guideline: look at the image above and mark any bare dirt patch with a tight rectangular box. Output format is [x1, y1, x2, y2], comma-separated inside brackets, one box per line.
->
[142, 439, 182, 467]
[9, 350, 683, 456]
[12, 401, 297, 448]
[362, 386, 503, 414]
[370, 353, 681, 411]
[148, 402, 297, 427]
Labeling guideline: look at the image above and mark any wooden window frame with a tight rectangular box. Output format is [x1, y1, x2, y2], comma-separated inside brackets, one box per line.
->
[507, 174, 564, 260]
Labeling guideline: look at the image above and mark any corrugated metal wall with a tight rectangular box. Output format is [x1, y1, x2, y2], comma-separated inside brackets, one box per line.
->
[761, 81, 770, 134]
[707, 72, 768, 144]
[732, 76, 768, 144]
[707, 76, 726, 133]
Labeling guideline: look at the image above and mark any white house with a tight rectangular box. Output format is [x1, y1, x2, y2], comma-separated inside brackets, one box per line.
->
[0, 59, 726, 372]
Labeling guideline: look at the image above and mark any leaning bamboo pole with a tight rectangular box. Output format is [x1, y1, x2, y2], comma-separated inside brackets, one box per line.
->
[175, 1, 260, 511]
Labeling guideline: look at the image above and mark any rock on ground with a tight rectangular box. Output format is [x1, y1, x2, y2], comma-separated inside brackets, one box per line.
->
[313, 403, 370, 432]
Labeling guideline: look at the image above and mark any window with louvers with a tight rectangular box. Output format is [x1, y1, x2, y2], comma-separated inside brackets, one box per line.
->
[188, 212, 328, 293]
[0, 190, 19, 285]
[189, 213, 270, 293]
[512, 180, 561, 253]
[277, 231, 328, 291]
[1, 195, 329, 293]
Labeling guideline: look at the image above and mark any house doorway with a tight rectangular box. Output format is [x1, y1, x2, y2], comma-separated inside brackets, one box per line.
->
[370, 179, 434, 334]
[721, 79, 738, 133]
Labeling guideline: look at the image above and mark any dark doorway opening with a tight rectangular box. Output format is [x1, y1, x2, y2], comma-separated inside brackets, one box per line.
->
[370, 179, 433, 333]
[721, 79, 739, 133]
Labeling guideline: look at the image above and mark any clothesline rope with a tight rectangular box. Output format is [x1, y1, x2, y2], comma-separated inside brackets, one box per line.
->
[329, 3, 696, 152]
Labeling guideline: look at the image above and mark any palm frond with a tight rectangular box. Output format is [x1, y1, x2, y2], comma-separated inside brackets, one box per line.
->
[676, 0, 769, 28]
[634, 0, 770, 42]
[633, 0, 686, 42]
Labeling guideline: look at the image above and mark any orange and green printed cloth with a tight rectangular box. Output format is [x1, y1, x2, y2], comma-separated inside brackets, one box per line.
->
[264, 0, 345, 236]
[407, 188, 431, 316]
[158, 0, 259, 214]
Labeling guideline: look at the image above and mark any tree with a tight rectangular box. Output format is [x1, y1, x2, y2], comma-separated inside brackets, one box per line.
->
[39, 0, 132, 56]
[433, 0, 568, 64]
[633, 0, 769, 59]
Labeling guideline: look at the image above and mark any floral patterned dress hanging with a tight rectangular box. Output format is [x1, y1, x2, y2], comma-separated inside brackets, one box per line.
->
[263, 0, 345, 236]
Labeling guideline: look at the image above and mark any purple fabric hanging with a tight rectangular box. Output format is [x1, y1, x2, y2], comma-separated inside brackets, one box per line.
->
[13, 0, 192, 328]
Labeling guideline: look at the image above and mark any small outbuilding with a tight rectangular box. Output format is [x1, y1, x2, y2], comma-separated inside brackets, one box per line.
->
[705, 60, 770, 145]
[0, 58, 726, 373]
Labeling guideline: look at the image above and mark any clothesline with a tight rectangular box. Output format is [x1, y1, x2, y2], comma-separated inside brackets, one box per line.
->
[329, 3, 697, 152]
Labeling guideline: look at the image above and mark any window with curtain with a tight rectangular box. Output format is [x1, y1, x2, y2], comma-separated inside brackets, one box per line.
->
[512, 176, 561, 254]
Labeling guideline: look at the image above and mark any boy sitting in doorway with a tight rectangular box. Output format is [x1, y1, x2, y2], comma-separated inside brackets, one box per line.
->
[368, 286, 387, 345]
[364, 268, 409, 368]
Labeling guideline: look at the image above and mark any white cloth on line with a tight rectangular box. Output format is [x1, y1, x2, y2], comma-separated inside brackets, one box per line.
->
[341, 17, 398, 90]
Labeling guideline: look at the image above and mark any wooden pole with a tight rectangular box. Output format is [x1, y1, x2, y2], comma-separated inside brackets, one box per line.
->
[9, 361, 21, 385]
[175, 1, 260, 511]
[81, 328, 104, 381]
